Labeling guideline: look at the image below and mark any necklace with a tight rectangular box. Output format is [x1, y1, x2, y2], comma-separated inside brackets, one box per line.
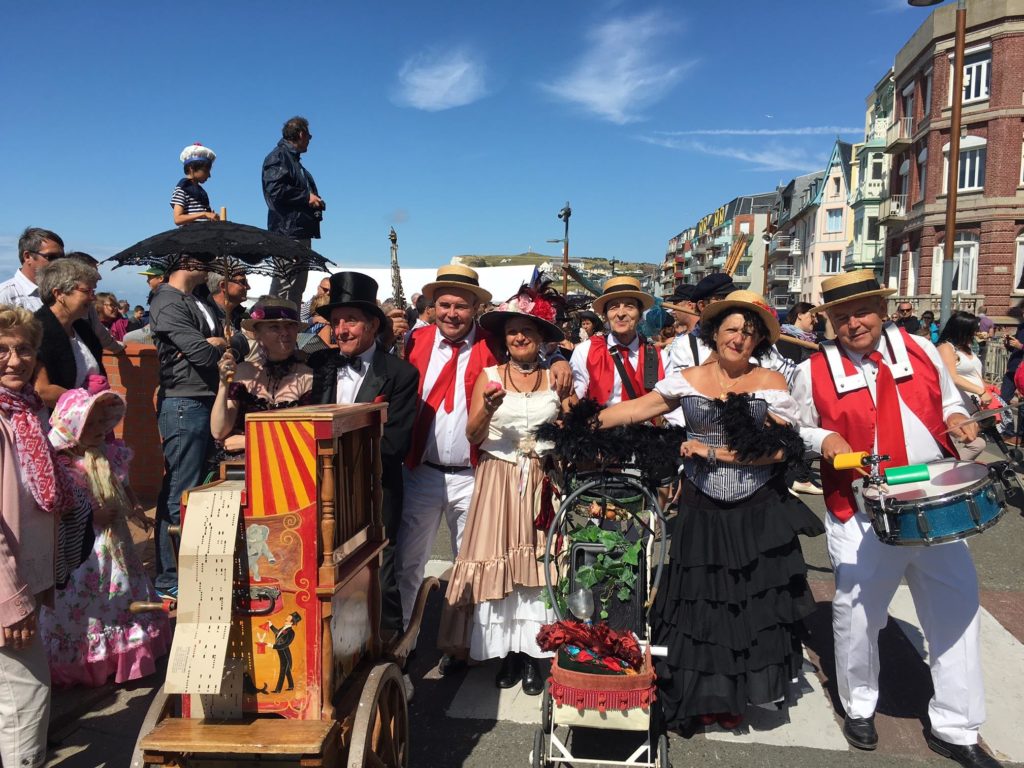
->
[504, 364, 542, 396]
[509, 358, 539, 373]
[714, 360, 752, 398]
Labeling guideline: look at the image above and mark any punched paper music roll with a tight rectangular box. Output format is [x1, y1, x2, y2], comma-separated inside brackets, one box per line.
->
[164, 486, 242, 698]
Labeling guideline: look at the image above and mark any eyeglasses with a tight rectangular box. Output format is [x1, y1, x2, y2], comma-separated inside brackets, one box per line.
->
[898, 307, 912, 313]
[228, 278, 250, 289]
[72, 285, 97, 297]
[0, 344, 37, 362]
[29, 250, 63, 261]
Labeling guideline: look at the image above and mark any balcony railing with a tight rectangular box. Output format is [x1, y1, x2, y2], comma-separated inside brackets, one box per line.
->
[788, 276, 802, 293]
[768, 264, 795, 282]
[879, 193, 907, 222]
[857, 178, 885, 201]
[884, 116, 913, 151]
[868, 117, 888, 142]
[770, 295, 792, 310]
[769, 234, 793, 254]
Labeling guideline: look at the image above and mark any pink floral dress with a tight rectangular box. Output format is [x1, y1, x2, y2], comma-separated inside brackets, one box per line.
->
[39, 441, 170, 687]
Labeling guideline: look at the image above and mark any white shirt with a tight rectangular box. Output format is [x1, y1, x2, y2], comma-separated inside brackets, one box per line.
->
[570, 332, 644, 405]
[334, 346, 376, 405]
[660, 332, 712, 375]
[421, 325, 476, 466]
[792, 332, 968, 463]
[0, 270, 41, 312]
[70, 333, 101, 387]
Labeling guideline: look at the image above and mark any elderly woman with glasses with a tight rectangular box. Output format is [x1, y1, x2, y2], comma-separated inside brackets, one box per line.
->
[0, 305, 74, 766]
[33, 259, 105, 409]
[210, 297, 313, 460]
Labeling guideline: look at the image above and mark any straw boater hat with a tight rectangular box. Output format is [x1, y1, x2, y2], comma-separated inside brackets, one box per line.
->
[592, 275, 655, 315]
[699, 289, 781, 344]
[813, 269, 896, 313]
[421, 264, 492, 304]
[478, 290, 565, 343]
[241, 297, 309, 332]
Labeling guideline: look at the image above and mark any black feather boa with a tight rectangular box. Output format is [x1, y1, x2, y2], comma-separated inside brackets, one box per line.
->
[534, 398, 684, 478]
[718, 392, 805, 464]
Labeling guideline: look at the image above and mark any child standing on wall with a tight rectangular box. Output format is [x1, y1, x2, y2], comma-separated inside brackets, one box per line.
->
[171, 143, 219, 226]
[39, 377, 170, 687]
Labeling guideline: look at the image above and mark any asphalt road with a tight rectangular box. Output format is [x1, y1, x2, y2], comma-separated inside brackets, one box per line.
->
[42, 453, 1024, 768]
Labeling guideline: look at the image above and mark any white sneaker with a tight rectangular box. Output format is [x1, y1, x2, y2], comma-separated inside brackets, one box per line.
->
[790, 481, 824, 495]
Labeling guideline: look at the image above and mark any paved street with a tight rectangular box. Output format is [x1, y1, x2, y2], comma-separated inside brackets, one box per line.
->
[43, 455, 1024, 768]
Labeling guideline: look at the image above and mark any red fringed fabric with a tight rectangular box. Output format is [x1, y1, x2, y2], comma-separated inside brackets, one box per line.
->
[549, 651, 656, 713]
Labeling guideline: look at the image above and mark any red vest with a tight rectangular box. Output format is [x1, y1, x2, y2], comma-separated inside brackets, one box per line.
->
[811, 328, 955, 522]
[405, 323, 500, 468]
[585, 335, 664, 406]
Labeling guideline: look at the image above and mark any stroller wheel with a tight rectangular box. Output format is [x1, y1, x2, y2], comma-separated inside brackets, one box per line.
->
[656, 732, 670, 768]
[532, 727, 547, 768]
[540, 687, 553, 732]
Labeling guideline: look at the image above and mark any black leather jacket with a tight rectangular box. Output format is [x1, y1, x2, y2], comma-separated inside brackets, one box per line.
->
[261, 139, 322, 239]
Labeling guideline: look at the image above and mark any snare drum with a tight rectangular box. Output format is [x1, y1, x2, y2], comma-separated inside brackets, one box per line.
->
[852, 459, 1009, 546]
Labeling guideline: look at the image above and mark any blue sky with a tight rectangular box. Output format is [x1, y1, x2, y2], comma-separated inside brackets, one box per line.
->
[1, 0, 929, 305]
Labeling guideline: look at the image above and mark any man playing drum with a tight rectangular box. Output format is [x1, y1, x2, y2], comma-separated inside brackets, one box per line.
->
[791, 271, 1000, 768]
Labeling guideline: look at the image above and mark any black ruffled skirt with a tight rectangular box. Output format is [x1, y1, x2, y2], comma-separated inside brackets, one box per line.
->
[651, 476, 824, 727]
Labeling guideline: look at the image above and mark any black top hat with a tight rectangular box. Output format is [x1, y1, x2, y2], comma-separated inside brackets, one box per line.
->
[288, 612, 302, 624]
[692, 273, 734, 302]
[320, 272, 386, 325]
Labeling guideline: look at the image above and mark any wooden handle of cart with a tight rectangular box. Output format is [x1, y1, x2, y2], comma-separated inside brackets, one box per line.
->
[130, 600, 175, 614]
[220, 206, 227, 221]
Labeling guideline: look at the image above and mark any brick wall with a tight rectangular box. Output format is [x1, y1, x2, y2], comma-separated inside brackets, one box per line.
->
[103, 344, 163, 502]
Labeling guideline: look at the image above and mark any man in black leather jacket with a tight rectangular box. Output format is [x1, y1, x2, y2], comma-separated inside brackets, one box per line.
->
[261, 116, 325, 306]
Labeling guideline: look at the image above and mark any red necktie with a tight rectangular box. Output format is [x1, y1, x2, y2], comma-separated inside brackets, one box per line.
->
[408, 339, 465, 467]
[615, 345, 642, 400]
[866, 350, 909, 470]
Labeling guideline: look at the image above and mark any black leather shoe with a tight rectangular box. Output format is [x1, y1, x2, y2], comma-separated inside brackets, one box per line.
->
[495, 653, 522, 688]
[925, 733, 1003, 768]
[521, 656, 545, 696]
[843, 715, 878, 750]
[438, 654, 468, 677]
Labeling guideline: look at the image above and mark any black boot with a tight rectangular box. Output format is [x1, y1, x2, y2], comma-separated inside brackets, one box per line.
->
[521, 656, 545, 696]
[495, 653, 523, 689]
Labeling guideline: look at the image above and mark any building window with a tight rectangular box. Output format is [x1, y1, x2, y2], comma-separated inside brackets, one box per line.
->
[1014, 236, 1024, 295]
[901, 86, 915, 123]
[826, 208, 843, 233]
[832, 177, 841, 197]
[962, 49, 991, 103]
[867, 216, 880, 242]
[931, 233, 979, 294]
[871, 154, 885, 181]
[1020, 135, 1024, 186]
[943, 136, 986, 192]
[822, 251, 842, 274]
[898, 155, 911, 196]
[916, 146, 928, 201]
[906, 247, 920, 296]
[739, 221, 750, 235]
[888, 254, 901, 293]
[923, 69, 933, 117]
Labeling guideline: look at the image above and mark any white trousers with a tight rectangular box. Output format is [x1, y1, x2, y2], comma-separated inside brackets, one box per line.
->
[396, 465, 475, 629]
[0, 634, 51, 768]
[826, 511, 985, 745]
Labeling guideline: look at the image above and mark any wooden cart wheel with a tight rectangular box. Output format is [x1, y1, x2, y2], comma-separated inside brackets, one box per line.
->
[347, 662, 409, 768]
[129, 685, 173, 768]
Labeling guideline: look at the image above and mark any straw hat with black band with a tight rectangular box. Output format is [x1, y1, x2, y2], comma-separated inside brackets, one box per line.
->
[813, 269, 895, 314]
[698, 289, 781, 343]
[421, 264, 492, 304]
[241, 297, 309, 332]
[592, 275, 655, 315]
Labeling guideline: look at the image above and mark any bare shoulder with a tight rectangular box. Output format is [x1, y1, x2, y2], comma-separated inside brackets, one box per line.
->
[751, 367, 787, 392]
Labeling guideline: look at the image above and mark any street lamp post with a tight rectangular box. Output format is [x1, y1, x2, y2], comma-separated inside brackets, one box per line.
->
[910, 0, 967, 327]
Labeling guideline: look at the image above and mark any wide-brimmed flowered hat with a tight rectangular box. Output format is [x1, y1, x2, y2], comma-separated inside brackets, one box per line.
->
[699, 289, 781, 343]
[479, 288, 564, 343]
[49, 378, 127, 452]
[812, 269, 896, 313]
[241, 297, 309, 332]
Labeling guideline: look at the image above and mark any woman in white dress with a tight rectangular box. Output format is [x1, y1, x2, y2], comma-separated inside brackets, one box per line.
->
[937, 311, 991, 460]
[437, 297, 572, 695]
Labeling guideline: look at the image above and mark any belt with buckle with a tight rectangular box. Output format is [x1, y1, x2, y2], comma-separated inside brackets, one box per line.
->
[423, 461, 472, 474]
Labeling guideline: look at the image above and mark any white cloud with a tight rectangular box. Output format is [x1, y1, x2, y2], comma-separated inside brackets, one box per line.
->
[638, 136, 824, 173]
[871, 0, 913, 13]
[541, 11, 693, 125]
[393, 47, 488, 112]
[655, 126, 863, 137]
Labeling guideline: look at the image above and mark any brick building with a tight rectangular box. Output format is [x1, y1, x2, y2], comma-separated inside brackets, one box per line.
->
[881, 0, 1024, 316]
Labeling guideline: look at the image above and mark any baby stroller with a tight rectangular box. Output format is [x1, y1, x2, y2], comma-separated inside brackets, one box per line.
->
[531, 467, 670, 768]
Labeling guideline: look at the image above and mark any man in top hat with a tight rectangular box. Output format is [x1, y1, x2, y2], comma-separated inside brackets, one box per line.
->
[790, 270, 997, 767]
[396, 265, 571, 658]
[570, 275, 665, 406]
[308, 272, 419, 640]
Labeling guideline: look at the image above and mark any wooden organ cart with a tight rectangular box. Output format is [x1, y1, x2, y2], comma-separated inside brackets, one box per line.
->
[132, 404, 436, 767]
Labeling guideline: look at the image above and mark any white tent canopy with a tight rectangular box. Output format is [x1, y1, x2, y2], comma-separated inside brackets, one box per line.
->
[247, 264, 538, 307]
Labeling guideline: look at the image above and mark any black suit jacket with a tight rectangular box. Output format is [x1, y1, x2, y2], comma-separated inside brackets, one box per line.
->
[308, 344, 419, 534]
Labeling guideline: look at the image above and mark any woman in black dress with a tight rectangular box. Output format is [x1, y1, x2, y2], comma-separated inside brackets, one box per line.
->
[598, 290, 823, 733]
